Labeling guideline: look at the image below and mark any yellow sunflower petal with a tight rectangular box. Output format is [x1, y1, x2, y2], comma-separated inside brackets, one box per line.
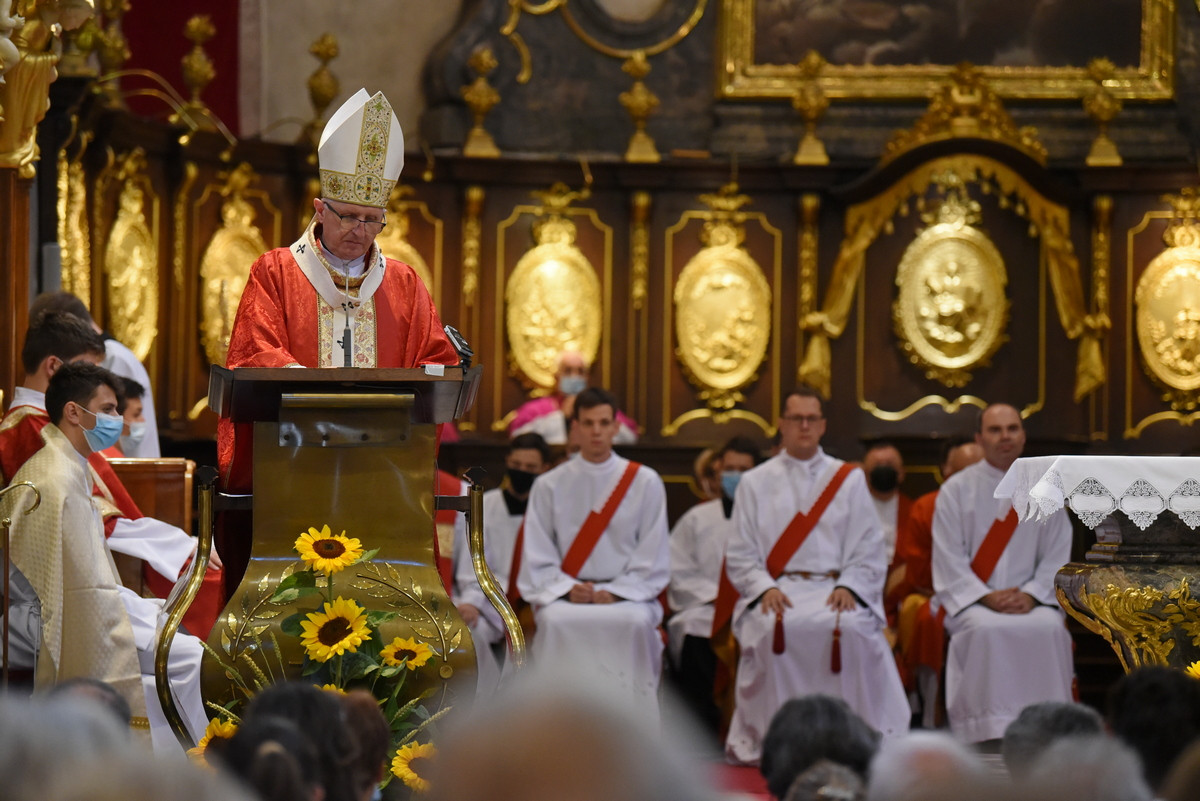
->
[319, 683, 348, 695]
[294, 525, 365, 574]
[1187, 660, 1200, 680]
[381, 636, 434, 668]
[391, 741, 437, 793]
[300, 597, 372, 662]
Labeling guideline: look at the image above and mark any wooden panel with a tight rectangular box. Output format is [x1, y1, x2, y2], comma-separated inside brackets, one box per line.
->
[108, 457, 196, 532]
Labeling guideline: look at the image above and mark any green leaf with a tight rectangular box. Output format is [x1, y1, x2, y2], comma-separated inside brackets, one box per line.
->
[281, 611, 313, 638]
[357, 547, 380, 563]
[366, 610, 399, 627]
[340, 651, 377, 681]
[269, 570, 317, 603]
[301, 659, 325, 677]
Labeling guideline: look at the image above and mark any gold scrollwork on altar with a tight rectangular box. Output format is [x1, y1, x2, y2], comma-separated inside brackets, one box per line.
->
[57, 130, 92, 302]
[674, 184, 771, 410]
[1059, 577, 1200, 671]
[103, 149, 159, 362]
[199, 163, 270, 366]
[893, 176, 1009, 388]
[504, 183, 604, 393]
[1135, 189, 1200, 411]
[374, 184, 439, 300]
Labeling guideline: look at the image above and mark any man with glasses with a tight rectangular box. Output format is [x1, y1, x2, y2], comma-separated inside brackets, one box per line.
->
[219, 89, 458, 493]
[719, 386, 909, 764]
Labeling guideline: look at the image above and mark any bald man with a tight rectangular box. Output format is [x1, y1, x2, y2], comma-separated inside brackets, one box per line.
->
[931, 404, 1074, 743]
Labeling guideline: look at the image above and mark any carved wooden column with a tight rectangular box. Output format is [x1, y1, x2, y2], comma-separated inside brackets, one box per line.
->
[0, 171, 30, 403]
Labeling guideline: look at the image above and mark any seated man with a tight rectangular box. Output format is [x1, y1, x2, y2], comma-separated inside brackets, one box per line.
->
[509, 350, 638, 445]
[667, 435, 762, 735]
[452, 433, 552, 686]
[1, 311, 223, 638]
[2, 362, 208, 749]
[931, 402, 1074, 743]
[893, 437, 982, 726]
[720, 387, 909, 765]
[517, 388, 668, 710]
[861, 441, 911, 571]
[100, 376, 148, 457]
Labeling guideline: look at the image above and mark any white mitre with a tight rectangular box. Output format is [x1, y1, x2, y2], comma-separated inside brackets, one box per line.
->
[317, 89, 404, 209]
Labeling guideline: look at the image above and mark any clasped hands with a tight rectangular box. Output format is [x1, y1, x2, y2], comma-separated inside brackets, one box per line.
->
[567, 582, 619, 604]
[979, 587, 1036, 614]
[759, 586, 857, 616]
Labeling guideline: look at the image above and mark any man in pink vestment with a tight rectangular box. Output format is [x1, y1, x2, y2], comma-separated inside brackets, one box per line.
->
[508, 350, 638, 445]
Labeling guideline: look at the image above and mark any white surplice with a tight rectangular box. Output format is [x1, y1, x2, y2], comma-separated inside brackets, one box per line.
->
[932, 458, 1074, 743]
[871, 493, 900, 564]
[724, 449, 910, 764]
[517, 453, 669, 708]
[512, 408, 639, 446]
[667, 498, 732, 665]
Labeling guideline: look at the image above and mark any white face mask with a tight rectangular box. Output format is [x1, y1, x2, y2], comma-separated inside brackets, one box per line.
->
[120, 421, 147, 453]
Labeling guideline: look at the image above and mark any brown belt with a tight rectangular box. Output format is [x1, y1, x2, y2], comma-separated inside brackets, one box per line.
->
[779, 570, 840, 580]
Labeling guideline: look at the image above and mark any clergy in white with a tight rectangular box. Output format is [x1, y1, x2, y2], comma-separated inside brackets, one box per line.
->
[517, 388, 669, 710]
[724, 388, 909, 765]
[932, 403, 1073, 744]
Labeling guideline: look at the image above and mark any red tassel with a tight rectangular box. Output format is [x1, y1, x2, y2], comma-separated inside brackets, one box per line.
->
[773, 612, 785, 654]
[831, 611, 842, 674]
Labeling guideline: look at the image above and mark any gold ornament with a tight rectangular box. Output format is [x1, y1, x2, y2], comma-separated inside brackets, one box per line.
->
[619, 52, 659, 163]
[674, 184, 771, 410]
[893, 175, 1009, 387]
[1084, 58, 1123, 167]
[103, 148, 159, 362]
[505, 183, 602, 392]
[461, 46, 501, 159]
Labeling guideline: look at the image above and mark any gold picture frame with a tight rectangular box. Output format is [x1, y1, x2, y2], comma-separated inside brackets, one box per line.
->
[717, 0, 1174, 101]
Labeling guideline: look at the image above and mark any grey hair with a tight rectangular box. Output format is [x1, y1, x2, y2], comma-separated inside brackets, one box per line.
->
[1024, 735, 1154, 801]
[866, 731, 988, 801]
[1002, 701, 1104, 780]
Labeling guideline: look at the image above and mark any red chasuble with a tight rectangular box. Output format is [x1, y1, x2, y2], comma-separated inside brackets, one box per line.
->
[216, 243, 459, 492]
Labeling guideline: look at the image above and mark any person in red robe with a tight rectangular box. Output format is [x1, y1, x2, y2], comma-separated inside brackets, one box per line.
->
[1, 311, 224, 638]
[215, 90, 460, 591]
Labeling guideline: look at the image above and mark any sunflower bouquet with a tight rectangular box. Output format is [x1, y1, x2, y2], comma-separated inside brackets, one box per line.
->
[201, 524, 447, 793]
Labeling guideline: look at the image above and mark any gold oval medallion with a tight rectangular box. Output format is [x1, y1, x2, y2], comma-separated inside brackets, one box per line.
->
[893, 222, 1009, 387]
[105, 178, 158, 362]
[505, 238, 602, 390]
[1136, 245, 1200, 398]
[199, 197, 268, 366]
[674, 244, 771, 409]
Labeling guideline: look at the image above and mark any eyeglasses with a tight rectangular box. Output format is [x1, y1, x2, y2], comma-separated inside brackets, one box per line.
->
[780, 414, 824, 426]
[322, 201, 387, 234]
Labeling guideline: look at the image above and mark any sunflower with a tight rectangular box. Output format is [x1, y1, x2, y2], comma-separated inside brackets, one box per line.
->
[1188, 660, 1200, 680]
[295, 524, 364, 573]
[381, 636, 434, 668]
[392, 741, 436, 792]
[319, 683, 347, 695]
[300, 597, 372, 662]
[186, 717, 238, 761]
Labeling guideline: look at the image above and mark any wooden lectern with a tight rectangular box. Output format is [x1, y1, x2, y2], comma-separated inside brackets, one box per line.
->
[192, 365, 494, 724]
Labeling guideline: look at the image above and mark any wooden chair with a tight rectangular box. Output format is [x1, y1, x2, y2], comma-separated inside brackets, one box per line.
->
[106, 458, 196, 593]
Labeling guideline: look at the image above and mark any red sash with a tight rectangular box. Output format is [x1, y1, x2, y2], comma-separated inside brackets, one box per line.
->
[507, 521, 525, 603]
[934, 506, 1020, 626]
[560, 461, 642, 577]
[710, 462, 856, 637]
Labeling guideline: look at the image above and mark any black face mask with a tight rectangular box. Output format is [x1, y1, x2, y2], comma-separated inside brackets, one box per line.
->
[507, 467, 538, 495]
[868, 465, 899, 493]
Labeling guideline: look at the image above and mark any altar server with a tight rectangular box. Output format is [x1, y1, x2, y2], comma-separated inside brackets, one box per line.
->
[517, 388, 669, 710]
[931, 402, 1074, 743]
[718, 386, 909, 764]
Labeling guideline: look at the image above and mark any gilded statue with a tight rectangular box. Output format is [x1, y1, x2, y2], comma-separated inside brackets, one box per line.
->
[0, 0, 94, 178]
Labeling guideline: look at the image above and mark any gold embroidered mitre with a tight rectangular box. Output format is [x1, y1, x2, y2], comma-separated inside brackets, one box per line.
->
[318, 89, 405, 209]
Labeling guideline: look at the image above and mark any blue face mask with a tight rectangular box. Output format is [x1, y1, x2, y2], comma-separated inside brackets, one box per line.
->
[559, 375, 587, 396]
[721, 470, 743, 499]
[78, 404, 124, 453]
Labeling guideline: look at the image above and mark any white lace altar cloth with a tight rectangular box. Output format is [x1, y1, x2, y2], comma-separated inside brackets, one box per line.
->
[995, 456, 1200, 532]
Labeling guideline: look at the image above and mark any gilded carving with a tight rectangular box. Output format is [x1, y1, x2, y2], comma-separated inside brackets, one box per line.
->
[619, 52, 659, 163]
[674, 184, 771, 410]
[883, 65, 1047, 166]
[1062, 578, 1200, 671]
[374, 184, 437, 297]
[1134, 189, 1200, 410]
[199, 163, 269, 366]
[505, 183, 602, 393]
[631, 191, 650, 311]
[56, 130, 91, 301]
[893, 177, 1009, 387]
[103, 148, 158, 362]
[461, 46, 501, 159]
[461, 185, 483, 307]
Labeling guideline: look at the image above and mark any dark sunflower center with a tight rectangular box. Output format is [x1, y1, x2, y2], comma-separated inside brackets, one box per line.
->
[318, 617, 352, 645]
[398, 648, 418, 661]
[408, 756, 432, 777]
[315, 539, 347, 558]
